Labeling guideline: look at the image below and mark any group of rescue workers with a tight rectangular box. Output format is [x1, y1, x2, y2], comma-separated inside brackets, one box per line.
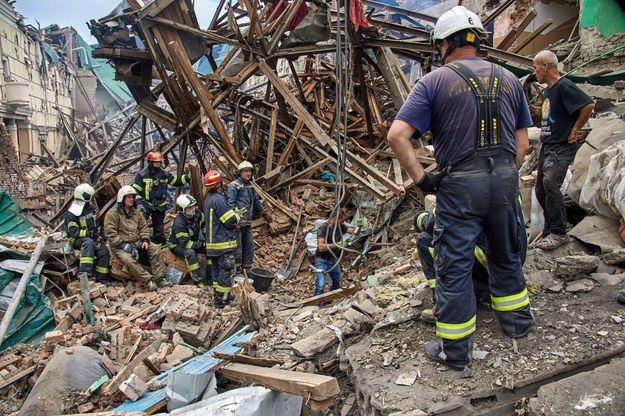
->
[64, 3, 600, 372]
[64, 152, 270, 308]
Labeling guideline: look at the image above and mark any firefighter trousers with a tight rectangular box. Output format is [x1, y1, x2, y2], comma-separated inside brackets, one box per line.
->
[433, 148, 533, 367]
[73, 237, 110, 281]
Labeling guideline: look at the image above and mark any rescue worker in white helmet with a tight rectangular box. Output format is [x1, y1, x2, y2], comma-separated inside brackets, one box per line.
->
[204, 170, 241, 307]
[388, 5, 533, 372]
[226, 161, 272, 275]
[64, 183, 112, 285]
[104, 185, 172, 291]
[167, 194, 209, 288]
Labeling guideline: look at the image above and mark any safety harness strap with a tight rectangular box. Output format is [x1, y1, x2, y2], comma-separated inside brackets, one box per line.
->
[445, 62, 502, 148]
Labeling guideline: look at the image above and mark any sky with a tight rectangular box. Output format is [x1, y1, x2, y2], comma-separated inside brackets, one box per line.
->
[15, 0, 221, 44]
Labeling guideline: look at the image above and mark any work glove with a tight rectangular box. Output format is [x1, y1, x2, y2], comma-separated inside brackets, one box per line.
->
[234, 207, 248, 218]
[262, 211, 273, 222]
[192, 241, 205, 251]
[122, 243, 140, 261]
[417, 169, 447, 193]
[336, 240, 348, 248]
[184, 173, 191, 183]
[356, 218, 365, 227]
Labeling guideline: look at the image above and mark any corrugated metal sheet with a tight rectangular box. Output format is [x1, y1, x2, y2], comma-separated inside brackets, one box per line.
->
[0, 191, 34, 236]
[115, 326, 255, 412]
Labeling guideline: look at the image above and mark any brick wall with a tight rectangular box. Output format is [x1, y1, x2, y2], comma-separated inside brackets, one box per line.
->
[573, 27, 625, 77]
[0, 125, 30, 201]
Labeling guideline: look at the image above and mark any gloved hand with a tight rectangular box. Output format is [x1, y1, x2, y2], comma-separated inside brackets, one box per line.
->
[193, 241, 205, 251]
[336, 240, 348, 248]
[417, 169, 447, 193]
[234, 207, 248, 218]
[356, 218, 365, 227]
[184, 173, 191, 183]
[262, 211, 272, 222]
[122, 243, 139, 261]
[413, 210, 430, 232]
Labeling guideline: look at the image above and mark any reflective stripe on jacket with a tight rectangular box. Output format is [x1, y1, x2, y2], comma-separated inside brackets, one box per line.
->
[204, 192, 240, 256]
[65, 203, 99, 245]
[132, 166, 188, 211]
[104, 204, 150, 248]
[226, 176, 263, 224]
[167, 210, 205, 250]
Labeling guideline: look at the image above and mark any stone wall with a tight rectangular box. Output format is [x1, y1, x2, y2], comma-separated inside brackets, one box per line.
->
[574, 27, 625, 77]
[0, 124, 46, 209]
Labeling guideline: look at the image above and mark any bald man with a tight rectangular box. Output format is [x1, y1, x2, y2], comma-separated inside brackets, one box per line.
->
[531, 50, 594, 250]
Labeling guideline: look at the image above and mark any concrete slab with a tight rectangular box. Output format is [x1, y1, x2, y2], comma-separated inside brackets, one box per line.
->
[529, 358, 625, 416]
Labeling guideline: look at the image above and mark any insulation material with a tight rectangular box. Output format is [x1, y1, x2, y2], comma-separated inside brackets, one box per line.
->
[579, 141, 625, 221]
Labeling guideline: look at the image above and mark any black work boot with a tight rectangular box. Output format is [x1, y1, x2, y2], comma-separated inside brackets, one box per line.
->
[155, 276, 173, 288]
[424, 339, 473, 377]
[213, 292, 229, 308]
[95, 274, 116, 286]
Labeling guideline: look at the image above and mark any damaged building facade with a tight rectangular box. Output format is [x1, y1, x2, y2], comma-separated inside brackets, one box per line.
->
[0, 0, 624, 415]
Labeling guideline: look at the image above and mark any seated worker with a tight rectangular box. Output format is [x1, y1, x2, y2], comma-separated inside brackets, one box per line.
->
[104, 185, 172, 291]
[415, 200, 528, 324]
[314, 209, 358, 296]
[167, 194, 209, 288]
[132, 151, 190, 245]
[203, 170, 241, 307]
[64, 183, 112, 285]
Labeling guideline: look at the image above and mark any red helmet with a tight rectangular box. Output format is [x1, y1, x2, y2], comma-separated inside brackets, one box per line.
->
[146, 151, 164, 162]
[203, 170, 222, 189]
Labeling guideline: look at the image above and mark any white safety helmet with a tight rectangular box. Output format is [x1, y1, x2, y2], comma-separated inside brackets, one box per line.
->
[176, 194, 197, 211]
[237, 161, 254, 172]
[431, 6, 487, 45]
[74, 183, 95, 202]
[117, 185, 138, 203]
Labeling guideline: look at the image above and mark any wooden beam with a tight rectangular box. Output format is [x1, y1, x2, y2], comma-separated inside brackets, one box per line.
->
[496, 8, 537, 51]
[266, 0, 306, 55]
[258, 60, 401, 195]
[265, 109, 278, 176]
[219, 363, 341, 401]
[482, 0, 516, 26]
[102, 339, 162, 396]
[267, 157, 331, 192]
[296, 286, 359, 307]
[212, 352, 282, 367]
[512, 19, 553, 54]
[167, 40, 240, 164]
[277, 118, 304, 166]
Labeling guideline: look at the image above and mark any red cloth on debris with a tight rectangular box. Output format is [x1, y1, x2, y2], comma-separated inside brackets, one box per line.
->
[270, 0, 310, 31]
[349, 0, 372, 32]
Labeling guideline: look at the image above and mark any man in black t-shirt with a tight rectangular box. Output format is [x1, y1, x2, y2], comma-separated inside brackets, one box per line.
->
[532, 50, 594, 250]
[314, 209, 357, 296]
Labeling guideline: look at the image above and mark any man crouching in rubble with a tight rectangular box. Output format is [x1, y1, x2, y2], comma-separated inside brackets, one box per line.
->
[64, 183, 112, 286]
[314, 209, 358, 296]
[104, 185, 173, 291]
[203, 170, 241, 307]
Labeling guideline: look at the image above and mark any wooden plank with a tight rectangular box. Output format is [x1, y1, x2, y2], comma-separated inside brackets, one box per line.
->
[212, 352, 281, 367]
[267, 157, 331, 193]
[496, 8, 537, 51]
[167, 40, 240, 164]
[219, 363, 340, 401]
[265, 109, 278, 176]
[102, 340, 162, 396]
[277, 118, 304, 166]
[259, 61, 401, 195]
[296, 286, 359, 307]
[512, 19, 553, 54]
